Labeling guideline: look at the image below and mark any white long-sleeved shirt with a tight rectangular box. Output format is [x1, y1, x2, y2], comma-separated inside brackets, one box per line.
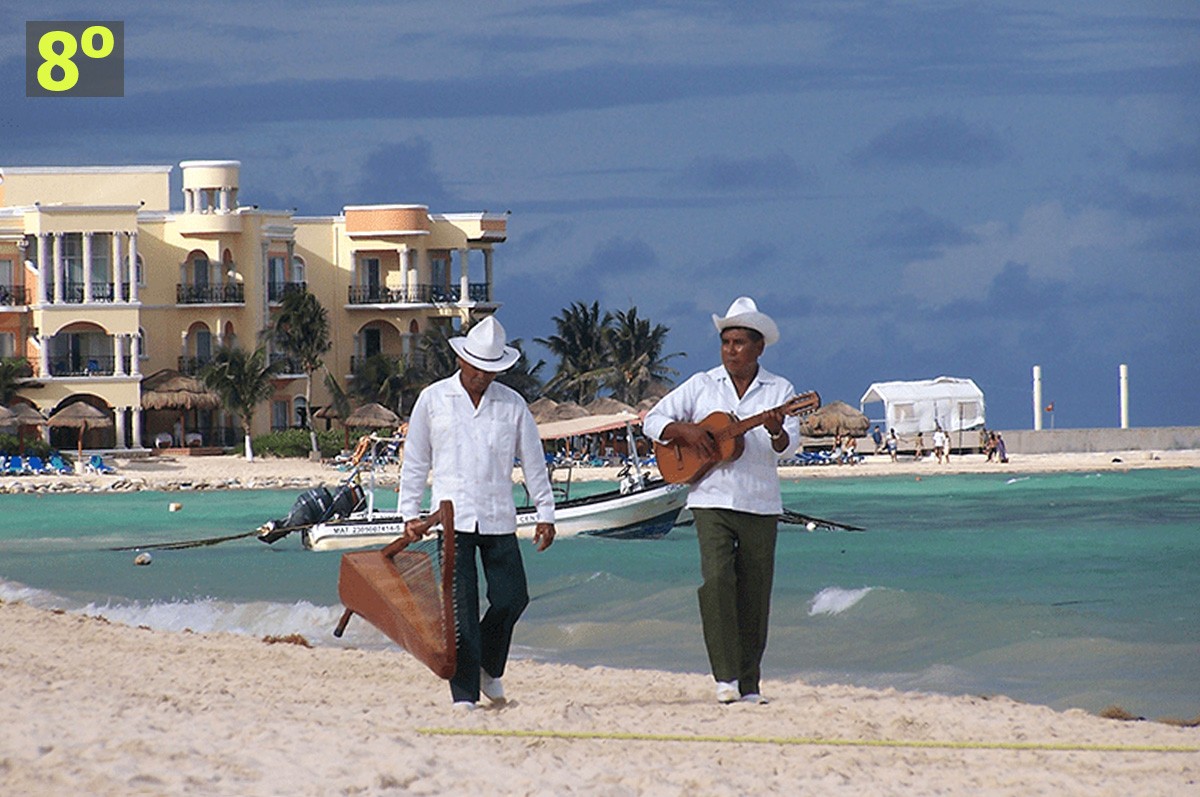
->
[642, 365, 799, 515]
[400, 374, 555, 533]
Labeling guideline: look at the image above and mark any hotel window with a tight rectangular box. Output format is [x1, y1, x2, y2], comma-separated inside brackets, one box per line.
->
[271, 400, 289, 431]
[0, 258, 12, 291]
[292, 256, 306, 285]
[0, 332, 14, 358]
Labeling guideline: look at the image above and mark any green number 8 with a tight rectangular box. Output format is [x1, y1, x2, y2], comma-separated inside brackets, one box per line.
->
[38, 30, 79, 92]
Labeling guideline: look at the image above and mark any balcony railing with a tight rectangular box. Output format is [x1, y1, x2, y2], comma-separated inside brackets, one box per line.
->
[269, 353, 302, 375]
[178, 356, 214, 376]
[48, 355, 132, 377]
[268, 281, 307, 303]
[347, 282, 490, 305]
[176, 283, 245, 304]
[52, 282, 133, 303]
[0, 284, 29, 306]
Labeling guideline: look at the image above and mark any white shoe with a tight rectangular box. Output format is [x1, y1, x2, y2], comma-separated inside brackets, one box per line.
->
[740, 693, 768, 704]
[715, 681, 739, 704]
[480, 670, 506, 704]
[452, 701, 477, 711]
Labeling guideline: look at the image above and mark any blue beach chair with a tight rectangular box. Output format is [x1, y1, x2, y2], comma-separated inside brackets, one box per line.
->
[87, 454, 116, 474]
[24, 455, 49, 475]
[48, 452, 74, 474]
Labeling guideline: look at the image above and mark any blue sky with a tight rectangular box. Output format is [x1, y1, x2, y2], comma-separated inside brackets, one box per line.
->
[3, 1, 1197, 429]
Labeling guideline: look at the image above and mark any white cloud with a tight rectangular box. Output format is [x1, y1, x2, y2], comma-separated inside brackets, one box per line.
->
[901, 201, 1136, 303]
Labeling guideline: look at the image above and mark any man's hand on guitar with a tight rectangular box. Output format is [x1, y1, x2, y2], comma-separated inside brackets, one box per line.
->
[763, 406, 790, 452]
[664, 422, 718, 460]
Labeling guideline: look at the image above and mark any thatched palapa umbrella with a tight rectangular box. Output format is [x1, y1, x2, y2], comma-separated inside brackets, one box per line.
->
[344, 402, 402, 457]
[4, 403, 47, 451]
[528, 397, 559, 424]
[48, 400, 113, 461]
[799, 400, 870, 438]
[141, 369, 222, 446]
[345, 402, 400, 429]
[0, 405, 14, 427]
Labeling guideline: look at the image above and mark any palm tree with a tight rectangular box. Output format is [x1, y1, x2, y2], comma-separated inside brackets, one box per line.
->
[349, 353, 422, 416]
[201, 345, 281, 461]
[603, 307, 682, 404]
[496, 339, 546, 402]
[268, 289, 331, 455]
[536, 301, 613, 404]
[0, 357, 35, 406]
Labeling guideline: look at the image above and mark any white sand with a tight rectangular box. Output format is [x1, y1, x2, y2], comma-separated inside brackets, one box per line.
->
[3, 450, 1198, 794]
[4, 446, 1199, 494]
[1, 601, 1196, 796]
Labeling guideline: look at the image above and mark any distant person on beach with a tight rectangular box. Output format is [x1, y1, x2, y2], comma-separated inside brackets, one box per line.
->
[643, 296, 798, 705]
[871, 425, 883, 455]
[400, 316, 557, 711]
[887, 429, 898, 462]
[913, 432, 925, 460]
[933, 426, 947, 464]
[985, 431, 997, 461]
[995, 432, 1009, 463]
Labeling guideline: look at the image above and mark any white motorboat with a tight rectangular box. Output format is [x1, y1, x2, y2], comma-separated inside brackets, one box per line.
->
[263, 413, 689, 551]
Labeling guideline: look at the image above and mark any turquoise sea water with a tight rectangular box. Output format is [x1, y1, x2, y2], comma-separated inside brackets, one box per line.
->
[2, 469, 1198, 719]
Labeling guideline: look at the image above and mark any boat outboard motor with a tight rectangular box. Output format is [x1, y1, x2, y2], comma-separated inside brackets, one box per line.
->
[257, 483, 366, 544]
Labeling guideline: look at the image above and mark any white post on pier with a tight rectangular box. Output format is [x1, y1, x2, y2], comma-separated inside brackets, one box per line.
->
[1032, 365, 1043, 431]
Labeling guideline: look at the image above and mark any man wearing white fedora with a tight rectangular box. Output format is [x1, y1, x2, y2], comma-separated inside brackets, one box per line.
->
[643, 297, 799, 704]
[400, 315, 557, 709]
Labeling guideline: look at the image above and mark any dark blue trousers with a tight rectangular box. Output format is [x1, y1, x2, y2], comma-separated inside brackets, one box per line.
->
[450, 531, 529, 703]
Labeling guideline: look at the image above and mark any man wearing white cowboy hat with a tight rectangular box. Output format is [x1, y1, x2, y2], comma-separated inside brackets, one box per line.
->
[401, 315, 557, 709]
[643, 297, 799, 705]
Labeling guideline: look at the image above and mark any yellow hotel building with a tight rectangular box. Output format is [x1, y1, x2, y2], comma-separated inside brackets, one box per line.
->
[0, 160, 504, 451]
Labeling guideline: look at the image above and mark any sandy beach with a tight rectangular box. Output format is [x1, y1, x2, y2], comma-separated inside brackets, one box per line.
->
[2, 599, 1197, 796]
[3, 448, 1198, 794]
[3, 445, 1199, 494]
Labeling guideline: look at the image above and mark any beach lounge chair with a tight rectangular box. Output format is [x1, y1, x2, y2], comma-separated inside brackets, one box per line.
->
[48, 452, 74, 474]
[1, 455, 21, 475]
[24, 455, 50, 475]
[87, 454, 117, 474]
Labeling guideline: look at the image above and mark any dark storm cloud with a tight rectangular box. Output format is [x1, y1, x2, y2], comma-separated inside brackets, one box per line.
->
[667, 152, 814, 194]
[1126, 140, 1200, 174]
[867, 207, 980, 258]
[933, 261, 1068, 323]
[352, 139, 457, 209]
[853, 115, 1011, 168]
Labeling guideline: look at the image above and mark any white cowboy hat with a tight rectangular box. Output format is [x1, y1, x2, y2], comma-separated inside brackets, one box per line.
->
[711, 296, 780, 346]
[449, 316, 520, 372]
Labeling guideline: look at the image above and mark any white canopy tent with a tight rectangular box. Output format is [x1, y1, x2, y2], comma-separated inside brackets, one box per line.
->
[859, 377, 985, 435]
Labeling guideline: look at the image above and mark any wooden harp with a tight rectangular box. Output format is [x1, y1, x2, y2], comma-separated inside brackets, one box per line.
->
[333, 500, 457, 679]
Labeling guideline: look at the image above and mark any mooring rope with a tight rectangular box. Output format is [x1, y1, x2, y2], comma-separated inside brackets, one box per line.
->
[416, 726, 1199, 753]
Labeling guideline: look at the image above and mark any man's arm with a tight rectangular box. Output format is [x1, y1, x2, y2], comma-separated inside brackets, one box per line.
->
[516, 405, 556, 551]
[399, 391, 433, 534]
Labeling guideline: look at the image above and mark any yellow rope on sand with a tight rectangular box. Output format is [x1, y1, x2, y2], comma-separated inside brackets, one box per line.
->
[417, 727, 1200, 753]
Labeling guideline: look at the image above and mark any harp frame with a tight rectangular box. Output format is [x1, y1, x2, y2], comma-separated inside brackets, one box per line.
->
[333, 500, 457, 679]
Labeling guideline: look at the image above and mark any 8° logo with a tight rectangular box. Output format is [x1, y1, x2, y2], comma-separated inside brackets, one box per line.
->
[26, 21, 124, 97]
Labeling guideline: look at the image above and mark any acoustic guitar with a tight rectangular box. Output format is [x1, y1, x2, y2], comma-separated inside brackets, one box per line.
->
[654, 391, 821, 484]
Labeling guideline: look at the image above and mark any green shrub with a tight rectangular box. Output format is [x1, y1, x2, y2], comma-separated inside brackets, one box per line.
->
[251, 428, 346, 459]
[0, 433, 52, 458]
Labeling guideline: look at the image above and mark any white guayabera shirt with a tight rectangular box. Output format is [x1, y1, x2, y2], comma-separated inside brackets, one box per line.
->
[643, 365, 799, 516]
[400, 373, 555, 534]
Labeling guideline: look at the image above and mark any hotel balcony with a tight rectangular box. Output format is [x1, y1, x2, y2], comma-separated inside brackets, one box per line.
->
[176, 283, 246, 305]
[268, 281, 307, 303]
[48, 354, 133, 377]
[347, 282, 490, 306]
[0, 284, 30, 306]
[177, 356, 214, 376]
[269, 352, 302, 376]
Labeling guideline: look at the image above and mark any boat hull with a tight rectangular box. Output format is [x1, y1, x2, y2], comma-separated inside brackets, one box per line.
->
[516, 480, 687, 540]
[302, 480, 688, 550]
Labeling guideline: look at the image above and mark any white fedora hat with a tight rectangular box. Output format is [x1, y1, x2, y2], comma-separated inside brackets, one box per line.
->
[712, 296, 779, 346]
[449, 316, 520, 372]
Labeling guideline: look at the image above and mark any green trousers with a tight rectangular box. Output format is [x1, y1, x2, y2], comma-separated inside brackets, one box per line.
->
[692, 508, 778, 695]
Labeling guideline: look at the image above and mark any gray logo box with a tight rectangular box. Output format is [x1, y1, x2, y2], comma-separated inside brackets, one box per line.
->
[26, 21, 124, 98]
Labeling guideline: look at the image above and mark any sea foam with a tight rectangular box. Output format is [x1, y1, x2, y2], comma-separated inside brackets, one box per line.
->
[808, 586, 873, 616]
